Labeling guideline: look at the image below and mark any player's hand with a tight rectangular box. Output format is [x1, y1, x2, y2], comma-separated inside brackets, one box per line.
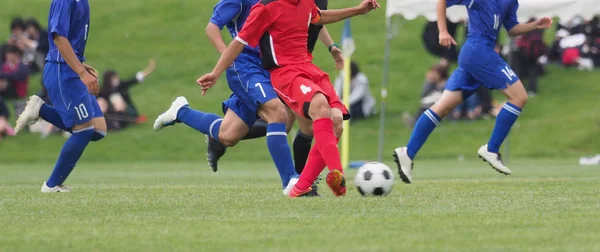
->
[534, 17, 553, 29]
[197, 72, 219, 96]
[330, 46, 344, 70]
[439, 31, 457, 48]
[357, 0, 380, 14]
[83, 63, 99, 79]
[79, 71, 99, 96]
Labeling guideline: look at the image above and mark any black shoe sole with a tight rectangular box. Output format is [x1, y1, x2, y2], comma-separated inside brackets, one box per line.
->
[478, 155, 510, 175]
[393, 151, 412, 184]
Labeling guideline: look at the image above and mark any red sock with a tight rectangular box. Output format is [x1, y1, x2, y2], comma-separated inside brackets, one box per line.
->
[295, 146, 326, 190]
[313, 118, 343, 172]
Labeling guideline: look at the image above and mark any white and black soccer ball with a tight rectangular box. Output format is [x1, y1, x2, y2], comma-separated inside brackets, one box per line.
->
[354, 162, 395, 196]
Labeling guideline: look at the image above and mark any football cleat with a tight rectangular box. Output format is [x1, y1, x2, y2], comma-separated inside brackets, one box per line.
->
[206, 135, 226, 172]
[288, 185, 315, 198]
[325, 170, 346, 196]
[153, 96, 188, 132]
[393, 147, 413, 184]
[15, 95, 44, 134]
[478, 144, 512, 175]
[41, 182, 71, 193]
[282, 177, 299, 196]
[310, 176, 322, 196]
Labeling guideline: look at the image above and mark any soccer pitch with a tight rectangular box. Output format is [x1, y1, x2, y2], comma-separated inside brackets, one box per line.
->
[1, 159, 599, 251]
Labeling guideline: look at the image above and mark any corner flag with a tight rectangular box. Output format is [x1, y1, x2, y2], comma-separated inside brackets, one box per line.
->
[341, 19, 354, 170]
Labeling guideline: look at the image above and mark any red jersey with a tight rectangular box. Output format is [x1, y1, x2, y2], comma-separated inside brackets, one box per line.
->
[235, 0, 321, 70]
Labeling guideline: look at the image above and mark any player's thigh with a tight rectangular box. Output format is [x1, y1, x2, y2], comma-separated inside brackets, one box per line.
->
[296, 113, 313, 136]
[430, 90, 464, 117]
[257, 98, 288, 124]
[285, 106, 296, 133]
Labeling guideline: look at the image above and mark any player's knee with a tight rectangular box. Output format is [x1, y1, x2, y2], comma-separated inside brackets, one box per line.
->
[332, 116, 343, 138]
[308, 93, 331, 120]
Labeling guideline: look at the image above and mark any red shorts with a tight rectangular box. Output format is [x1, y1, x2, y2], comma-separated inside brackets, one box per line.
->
[270, 63, 350, 120]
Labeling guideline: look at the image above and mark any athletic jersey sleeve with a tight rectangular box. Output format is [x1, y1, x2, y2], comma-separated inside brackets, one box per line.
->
[48, 0, 73, 37]
[446, 0, 471, 7]
[310, 4, 322, 24]
[235, 3, 279, 47]
[210, 0, 242, 30]
[503, 1, 520, 31]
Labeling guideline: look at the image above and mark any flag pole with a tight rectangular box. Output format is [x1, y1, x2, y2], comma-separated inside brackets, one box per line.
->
[341, 19, 355, 170]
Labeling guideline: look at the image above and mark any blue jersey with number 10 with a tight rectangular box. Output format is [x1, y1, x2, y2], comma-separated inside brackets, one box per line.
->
[448, 0, 519, 43]
[46, 0, 90, 63]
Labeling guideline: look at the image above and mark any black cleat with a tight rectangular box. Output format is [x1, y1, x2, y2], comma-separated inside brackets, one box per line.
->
[309, 176, 322, 197]
[206, 135, 226, 172]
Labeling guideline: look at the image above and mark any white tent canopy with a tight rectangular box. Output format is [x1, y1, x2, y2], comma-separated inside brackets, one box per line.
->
[386, 0, 600, 22]
[375, 0, 600, 161]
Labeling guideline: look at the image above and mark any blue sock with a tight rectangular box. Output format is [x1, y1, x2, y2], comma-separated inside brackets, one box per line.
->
[46, 126, 94, 187]
[176, 106, 223, 141]
[488, 102, 521, 153]
[40, 104, 71, 132]
[266, 123, 299, 188]
[406, 109, 441, 160]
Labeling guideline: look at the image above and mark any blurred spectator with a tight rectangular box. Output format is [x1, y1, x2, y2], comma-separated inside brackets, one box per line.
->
[98, 59, 156, 130]
[15, 18, 49, 73]
[516, 18, 547, 96]
[0, 95, 16, 141]
[403, 64, 448, 126]
[0, 45, 30, 99]
[422, 18, 462, 63]
[334, 61, 375, 122]
[1, 18, 27, 63]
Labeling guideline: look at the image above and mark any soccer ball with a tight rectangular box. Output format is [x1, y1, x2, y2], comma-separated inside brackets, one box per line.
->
[354, 162, 395, 196]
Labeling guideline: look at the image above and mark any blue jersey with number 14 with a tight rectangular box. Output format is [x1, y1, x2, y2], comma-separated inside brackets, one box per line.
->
[445, 0, 521, 93]
[46, 0, 90, 63]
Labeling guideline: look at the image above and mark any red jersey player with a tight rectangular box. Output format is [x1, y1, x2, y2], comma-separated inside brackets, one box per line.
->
[198, 0, 380, 197]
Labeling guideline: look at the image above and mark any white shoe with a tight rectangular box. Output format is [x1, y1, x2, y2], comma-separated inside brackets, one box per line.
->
[41, 182, 72, 193]
[153, 96, 189, 132]
[478, 144, 511, 175]
[393, 147, 413, 184]
[283, 177, 299, 196]
[15, 95, 45, 134]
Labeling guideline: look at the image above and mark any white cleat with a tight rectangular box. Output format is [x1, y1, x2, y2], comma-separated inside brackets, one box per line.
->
[393, 147, 413, 184]
[283, 177, 299, 196]
[153, 96, 189, 132]
[478, 144, 512, 175]
[41, 182, 72, 193]
[15, 95, 45, 134]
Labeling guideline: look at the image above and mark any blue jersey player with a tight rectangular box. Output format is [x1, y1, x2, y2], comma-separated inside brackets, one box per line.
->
[153, 0, 299, 195]
[15, 0, 107, 192]
[393, 0, 552, 183]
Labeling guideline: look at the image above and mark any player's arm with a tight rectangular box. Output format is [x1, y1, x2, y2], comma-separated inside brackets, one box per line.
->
[319, 26, 343, 70]
[53, 35, 98, 95]
[437, 0, 457, 48]
[315, 0, 380, 25]
[507, 19, 553, 37]
[206, 0, 242, 54]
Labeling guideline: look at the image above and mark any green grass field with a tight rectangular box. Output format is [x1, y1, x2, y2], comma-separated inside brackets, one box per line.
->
[2, 160, 600, 251]
[1, 0, 600, 250]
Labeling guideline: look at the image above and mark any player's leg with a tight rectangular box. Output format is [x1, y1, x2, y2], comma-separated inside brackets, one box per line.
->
[393, 68, 469, 184]
[474, 54, 524, 174]
[294, 115, 313, 174]
[41, 63, 98, 192]
[89, 98, 107, 142]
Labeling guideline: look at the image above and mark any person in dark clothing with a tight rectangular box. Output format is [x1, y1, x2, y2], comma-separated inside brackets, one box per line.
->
[403, 64, 448, 127]
[0, 95, 16, 140]
[515, 18, 547, 96]
[422, 18, 461, 62]
[0, 45, 30, 99]
[1, 18, 27, 63]
[16, 18, 50, 73]
[97, 59, 155, 130]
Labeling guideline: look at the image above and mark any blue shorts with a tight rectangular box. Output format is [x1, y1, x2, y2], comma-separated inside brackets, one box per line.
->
[446, 38, 519, 95]
[43, 62, 103, 128]
[221, 57, 278, 127]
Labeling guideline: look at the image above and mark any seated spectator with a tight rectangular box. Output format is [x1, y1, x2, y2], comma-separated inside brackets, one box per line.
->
[452, 93, 481, 120]
[403, 64, 448, 127]
[422, 18, 462, 63]
[334, 61, 375, 122]
[0, 95, 16, 141]
[15, 18, 49, 73]
[0, 45, 30, 99]
[1, 18, 27, 63]
[98, 59, 155, 130]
